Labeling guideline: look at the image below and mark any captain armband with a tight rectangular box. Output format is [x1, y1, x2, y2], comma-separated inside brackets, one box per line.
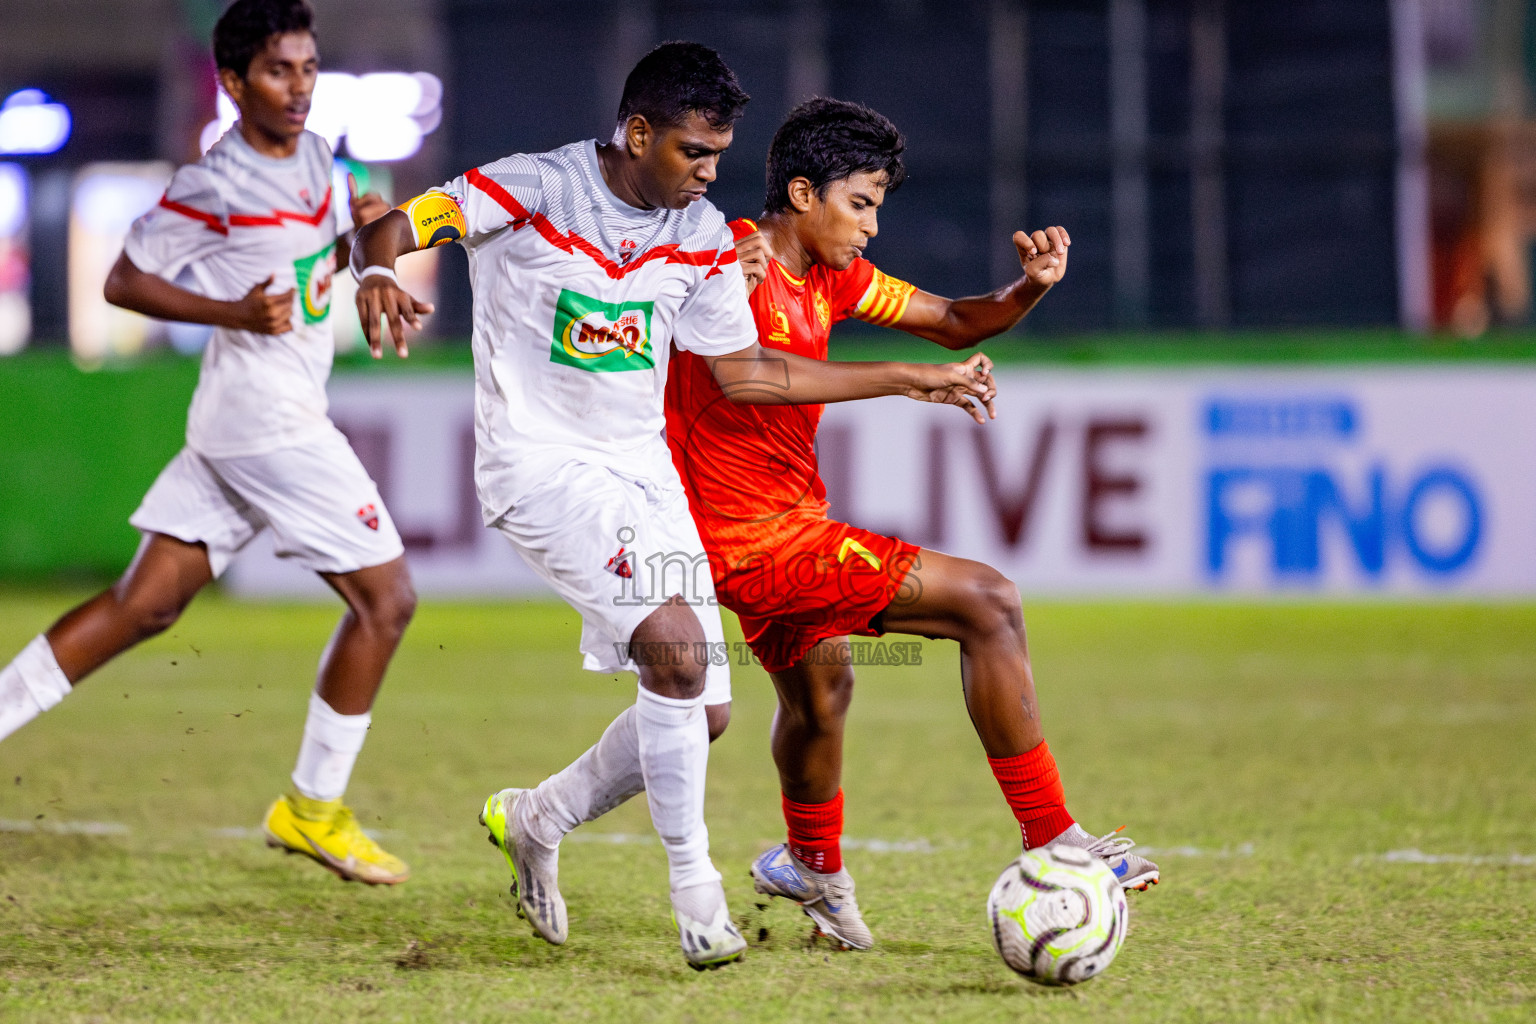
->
[853, 268, 917, 327]
[397, 190, 468, 249]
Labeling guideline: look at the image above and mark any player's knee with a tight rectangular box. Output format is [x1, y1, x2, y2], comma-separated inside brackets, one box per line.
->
[791, 668, 853, 734]
[705, 702, 731, 742]
[966, 568, 1024, 639]
[357, 573, 417, 639]
[119, 591, 188, 641]
[639, 657, 708, 701]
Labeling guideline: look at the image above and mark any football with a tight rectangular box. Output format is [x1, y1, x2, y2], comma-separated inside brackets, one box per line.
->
[987, 844, 1129, 985]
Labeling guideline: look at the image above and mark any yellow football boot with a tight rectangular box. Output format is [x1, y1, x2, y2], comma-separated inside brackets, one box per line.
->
[262, 791, 410, 885]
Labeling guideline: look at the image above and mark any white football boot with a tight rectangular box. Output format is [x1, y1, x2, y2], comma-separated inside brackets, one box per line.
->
[671, 881, 746, 970]
[1052, 824, 1160, 891]
[750, 843, 874, 950]
[479, 788, 569, 944]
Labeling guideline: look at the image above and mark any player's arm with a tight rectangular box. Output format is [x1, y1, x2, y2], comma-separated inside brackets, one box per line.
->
[883, 226, 1070, 350]
[702, 344, 997, 425]
[103, 252, 293, 335]
[350, 192, 454, 358]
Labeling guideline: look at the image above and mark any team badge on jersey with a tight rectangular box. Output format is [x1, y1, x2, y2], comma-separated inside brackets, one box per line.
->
[550, 289, 655, 372]
[356, 504, 380, 531]
[399, 191, 467, 249]
[604, 545, 634, 578]
[293, 241, 336, 325]
[814, 293, 831, 330]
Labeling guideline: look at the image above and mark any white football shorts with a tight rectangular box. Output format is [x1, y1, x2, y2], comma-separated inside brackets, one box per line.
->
[492, 459, 731, 704]
[130, 425, 405, 577]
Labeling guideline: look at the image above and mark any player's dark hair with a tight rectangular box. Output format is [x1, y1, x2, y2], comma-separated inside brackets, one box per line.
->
[213, 0, 315, 78]
[617, 41, 750, 132]
[763, 98, 907, 214]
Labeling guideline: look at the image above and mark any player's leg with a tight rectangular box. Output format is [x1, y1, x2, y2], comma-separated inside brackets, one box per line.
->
[515, 592, 732, 841]
[201, 430, 415, 885]
[478, 464, 741, 966]
[880, 549, 1158, 889]
[747, 640, 874, 950]
[0, 533, 213, 742]
[260, 555, 416, 886]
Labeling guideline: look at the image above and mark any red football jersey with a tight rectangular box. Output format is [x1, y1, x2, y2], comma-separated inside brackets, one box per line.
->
[665, 218, 918, 565]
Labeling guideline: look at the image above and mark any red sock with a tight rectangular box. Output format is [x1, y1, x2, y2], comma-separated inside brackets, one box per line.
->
[783, 789, 843, 874]
[989, 742, 1075, 849]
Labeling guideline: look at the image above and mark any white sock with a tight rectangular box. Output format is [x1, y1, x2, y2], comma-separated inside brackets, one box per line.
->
[290, 691, 371, 801]
[634, 685, 719, 892]
[0, 635, 72, 742]
[524, 705, 645, 847]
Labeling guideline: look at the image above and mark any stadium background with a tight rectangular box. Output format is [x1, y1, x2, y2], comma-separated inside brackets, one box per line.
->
[2, 0, 1532, 597]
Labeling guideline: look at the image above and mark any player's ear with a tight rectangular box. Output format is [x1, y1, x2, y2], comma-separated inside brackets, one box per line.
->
[787, 177, 816, 215]
[217, 67, 245, 107]
[623, 115, 652, 158]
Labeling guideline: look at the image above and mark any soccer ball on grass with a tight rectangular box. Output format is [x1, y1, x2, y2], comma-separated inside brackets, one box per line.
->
[987, 843, 1129, 985]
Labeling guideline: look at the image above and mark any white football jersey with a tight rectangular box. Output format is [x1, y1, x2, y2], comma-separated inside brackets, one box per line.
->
[125, 126, 348, 459]
[434, 140, 758, 522]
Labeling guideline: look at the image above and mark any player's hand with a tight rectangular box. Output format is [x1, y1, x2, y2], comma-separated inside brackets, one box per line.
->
[231, 275, 294, 334]
[355, 273, 433, 358]
[735, 230, 771, 294]
[348, 173, 390, 229]
[1015, 226, 1070, 289]
[901, 352, 997, 424]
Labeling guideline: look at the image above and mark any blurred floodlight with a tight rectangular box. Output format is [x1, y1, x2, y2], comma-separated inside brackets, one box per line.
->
[0, 90, 73, 155]
[346, 117, 423, 161]
[75, 171, 163, 236]
[69, 162, 175, 361]
[307, 72, 359, 149]
[0, 163, 26, 236]
[359, 73, 422, 117]
[411, 73, 442, 117]
[0, 162, 27, 354]
[200, 71, 439, 162]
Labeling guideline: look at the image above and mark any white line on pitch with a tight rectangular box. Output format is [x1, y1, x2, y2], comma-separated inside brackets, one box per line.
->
[1366, 849, 1536, 866]
[0, 819, 130, 835]
[1136, 843, 1254, 858]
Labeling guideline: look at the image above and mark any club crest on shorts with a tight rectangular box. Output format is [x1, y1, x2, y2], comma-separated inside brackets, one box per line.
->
[604, 546, 634, 579]
[356, 504, 380, 531]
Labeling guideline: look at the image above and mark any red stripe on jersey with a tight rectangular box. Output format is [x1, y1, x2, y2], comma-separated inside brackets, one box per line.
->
[226, 186, 333, 228]
[465, 167, 731, 281]
[157, 195, 228, 235]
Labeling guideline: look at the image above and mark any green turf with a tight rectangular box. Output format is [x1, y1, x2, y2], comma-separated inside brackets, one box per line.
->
[1, 594, 1533, 1023]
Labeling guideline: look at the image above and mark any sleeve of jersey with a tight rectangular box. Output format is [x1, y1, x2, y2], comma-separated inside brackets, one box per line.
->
[671, 239, 759, 357]
[123, 166, 229, 281]
[850, 264, 918, 327]
[397, 154, 544, 249]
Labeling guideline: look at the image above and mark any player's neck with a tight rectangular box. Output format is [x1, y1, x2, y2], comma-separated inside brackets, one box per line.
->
[594, 142, 657, 211]
[237, 118, 301, 160]
[758, 215, 814, 279]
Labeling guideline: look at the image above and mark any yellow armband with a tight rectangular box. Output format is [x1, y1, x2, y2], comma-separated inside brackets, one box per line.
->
[853, 267, 916, 327]
[398, 191, 467, 248]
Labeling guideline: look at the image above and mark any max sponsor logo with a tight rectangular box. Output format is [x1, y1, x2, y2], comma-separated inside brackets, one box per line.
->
[550, 290, 656, 372]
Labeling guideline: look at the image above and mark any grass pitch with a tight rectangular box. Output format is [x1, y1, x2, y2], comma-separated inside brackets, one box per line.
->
[1, 592, 1533, 1023]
